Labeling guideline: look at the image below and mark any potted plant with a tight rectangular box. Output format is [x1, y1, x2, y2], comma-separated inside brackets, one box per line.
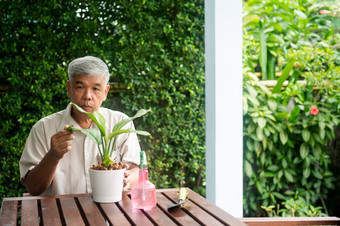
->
[67, 103, 151, 203]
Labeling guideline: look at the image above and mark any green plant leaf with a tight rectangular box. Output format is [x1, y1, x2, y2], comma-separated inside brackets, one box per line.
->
[299, 143, 309, 159]
[268, 100, 277, 111]
[288, 105, 300, 123]
[67, 127, 102, 145]
[319, 128, 325, 139]
[267, 165, 279, 172]
[102, 155, 114, 166]
[312, 170, 323, 180]
[279, 130, 288, 144]
[275, 112, 288, 121]
[267, 51, 276, 80]
[303, 167, 310, 179]
[259, 20, 267, 80]
[256, 127, 264, 141]
[245, 160, 253, 178]
[257, 117, 266, 129]
[272, 60, 294, 93]
[273, 192, 286, 200]
[302, 129, 311, 142]
[245, 93, 260, 107]
[108, 129, 151, 140]
[71, 103, 106, 136]
[111, 109, 151, 133]
[284, 170, 294, 182]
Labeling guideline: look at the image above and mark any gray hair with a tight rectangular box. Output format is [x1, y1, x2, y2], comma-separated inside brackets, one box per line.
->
[67, 56, 110, 84]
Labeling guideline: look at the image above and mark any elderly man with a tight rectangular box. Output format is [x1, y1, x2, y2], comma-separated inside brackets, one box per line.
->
[20, 56, 140, 196]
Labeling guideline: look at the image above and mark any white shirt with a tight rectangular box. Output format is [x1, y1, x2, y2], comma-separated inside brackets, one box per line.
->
[19, 103, 141, 195]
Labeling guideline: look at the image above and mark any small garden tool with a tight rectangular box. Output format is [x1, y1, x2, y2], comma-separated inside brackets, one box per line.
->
[167, 187, 189, 211]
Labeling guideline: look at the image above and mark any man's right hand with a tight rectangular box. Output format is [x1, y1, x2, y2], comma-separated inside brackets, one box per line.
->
[50, 125, 74, 159]
[24, 125, 75, 195]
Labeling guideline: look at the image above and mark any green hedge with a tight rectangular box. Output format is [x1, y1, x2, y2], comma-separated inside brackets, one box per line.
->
[243, 0, 340, 216]
[0, 0, 205, 203]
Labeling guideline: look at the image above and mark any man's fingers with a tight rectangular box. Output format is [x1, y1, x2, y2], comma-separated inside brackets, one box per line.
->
[50, 127, 74, 159]
[53, 131, 75, 141]
[58, 140, 73, 150]
[123, 180, 131, 191]
[124, 170, 130, 177]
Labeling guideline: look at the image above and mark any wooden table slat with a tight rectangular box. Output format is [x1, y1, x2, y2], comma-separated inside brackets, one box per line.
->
[21, 199, 39, 226]
[138, 193, 178, 226]
[164, 189, 226, 226]
[0, 199, 18, 225]
[77, 196, 108, 225]
[187, 188, 247, 226]
[58, 197, 85, 226]
[100, 202, 132, 226]
[156, 192, 201, 226]
[40, 198, 62, 225]
[117, 192, 154, 226]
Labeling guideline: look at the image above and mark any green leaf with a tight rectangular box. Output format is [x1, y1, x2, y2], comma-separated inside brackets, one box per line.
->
[267, 165, 279, 172]
[259, 20, 267, 80]
[319, 121, 325, 130]
[256, 126, 264, 141]
[256, 181, 264, 194]
[272, 60, 294, 93]
[111, 109, 151, 133]
[248, 123, 256, 134]
[245, 160, 253, 178]
[284, 170, 294, 182]
[312, 170, 323, 179]
[288, 105, 300, 123]
[246, 139, 255, 151]
[245, 93, 260, 107]
[279, 130, 288, 145]
[302, 129, 310, 142]
[319, 128, 325, 139]
[303, 167, 310, 179]
[275, 112, 288, 121]
[254, 141, 262, 156]
[108, 129, 151, 140]
[268, 100, 277, 111]
[102, 155, 114, 166]
[299, 143, 309, 159]
[257, 117, 266, 129]
[272, 192, 286, 200]
[295, 10, 307, 19]
[71, 103, 106, 136]
[67, 127, 102, 145]
[267, 52, 275, 80]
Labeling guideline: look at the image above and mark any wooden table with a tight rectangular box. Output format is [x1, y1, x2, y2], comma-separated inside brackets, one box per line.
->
[0, 188, 246, 225]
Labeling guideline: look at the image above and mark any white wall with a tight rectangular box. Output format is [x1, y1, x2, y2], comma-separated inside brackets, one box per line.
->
[205, 0, 243, 217]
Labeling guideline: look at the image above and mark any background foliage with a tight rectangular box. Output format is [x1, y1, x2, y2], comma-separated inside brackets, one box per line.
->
[0, 0, 205, 203]
[2, 0, 338, 217]
[243, 0, 340, 217]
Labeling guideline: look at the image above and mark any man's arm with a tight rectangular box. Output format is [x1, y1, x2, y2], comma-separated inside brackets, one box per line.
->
[22, 127, 74, 195]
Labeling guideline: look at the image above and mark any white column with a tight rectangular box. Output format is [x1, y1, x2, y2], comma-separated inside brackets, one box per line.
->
[205, 0, 243, 217]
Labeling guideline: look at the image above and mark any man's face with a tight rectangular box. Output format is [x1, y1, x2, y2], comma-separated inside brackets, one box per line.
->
[67, 74, 110, 113]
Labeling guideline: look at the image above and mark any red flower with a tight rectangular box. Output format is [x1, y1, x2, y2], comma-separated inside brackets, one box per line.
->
[310, 106, 319, 116]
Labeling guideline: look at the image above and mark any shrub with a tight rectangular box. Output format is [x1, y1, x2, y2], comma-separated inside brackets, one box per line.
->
[0, 0, 205, 204]
[243, 0, 340, 216]
[243, 49, 339, 215]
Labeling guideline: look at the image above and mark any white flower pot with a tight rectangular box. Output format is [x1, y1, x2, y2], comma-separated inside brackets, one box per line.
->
[89, 168, 126, 203]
